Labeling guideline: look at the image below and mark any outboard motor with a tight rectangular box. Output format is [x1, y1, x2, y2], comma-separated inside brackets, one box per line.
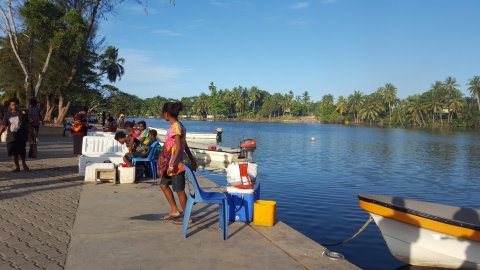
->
[216, 128, 223, 142]
[239, 139, 257, 162]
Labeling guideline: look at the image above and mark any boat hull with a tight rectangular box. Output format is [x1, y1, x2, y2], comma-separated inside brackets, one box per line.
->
[370, 213, 480, 269]
[359, 194, 480, 269]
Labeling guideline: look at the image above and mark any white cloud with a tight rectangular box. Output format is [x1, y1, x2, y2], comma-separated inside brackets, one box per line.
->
[152, 29, 181, 36]
[291, 2, 309, 9]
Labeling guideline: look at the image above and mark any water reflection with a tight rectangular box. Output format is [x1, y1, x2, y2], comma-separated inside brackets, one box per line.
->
[133, 119, 480, 270]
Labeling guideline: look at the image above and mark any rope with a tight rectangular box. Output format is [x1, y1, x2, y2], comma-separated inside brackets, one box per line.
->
[321, 216, 374, 247]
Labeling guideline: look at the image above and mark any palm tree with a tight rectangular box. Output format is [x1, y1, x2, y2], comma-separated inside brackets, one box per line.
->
[348, 90, 363, 123]
[425, 82, 445, 125]
[249, 86, 260, 114]
[384, 83, 397, 125]
[99, 46, 125, 83]
[406, 95, 426, 126]
[335, 95, 347, 116]
[282, 91, 294, 116]
[467, 76, 480, 112]
[301, 91, 311, 114]
[359, 94, 384, 125]
[447, 92, 465, 123]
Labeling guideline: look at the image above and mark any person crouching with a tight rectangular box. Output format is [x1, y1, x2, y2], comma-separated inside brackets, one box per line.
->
[114, 131, 140, 166]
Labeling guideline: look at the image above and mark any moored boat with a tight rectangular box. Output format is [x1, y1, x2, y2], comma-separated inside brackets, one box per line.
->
[358, 193, 480, 269]
[150, 126, 217, 141]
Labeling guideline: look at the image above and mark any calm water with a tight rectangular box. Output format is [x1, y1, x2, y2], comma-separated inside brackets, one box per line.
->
[136, 118, 480, 270]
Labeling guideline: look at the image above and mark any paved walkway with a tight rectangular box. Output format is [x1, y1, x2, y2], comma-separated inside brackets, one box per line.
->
[1, 134, 359, 270]
[0, 137, 82, 269]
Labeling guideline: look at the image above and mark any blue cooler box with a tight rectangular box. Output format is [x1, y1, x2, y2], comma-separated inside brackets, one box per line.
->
[226, 183, 260, 222]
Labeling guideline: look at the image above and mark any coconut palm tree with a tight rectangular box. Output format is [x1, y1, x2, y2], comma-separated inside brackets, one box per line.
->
[384, 83, 398, 125]
[348, 90, 363, 123]
[359, 94, 384, 125]
[249, 86, 260, 114]
[99, 46, 125, 83]
[406, 94, 426, 126]
[445, 89, 464, 124]
[424, 82, 445, 125]
[335, 95, 347, 116]
[467, 76, 480, 112]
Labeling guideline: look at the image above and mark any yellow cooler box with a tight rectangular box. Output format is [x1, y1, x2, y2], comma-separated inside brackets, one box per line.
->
[253, 200, 276, 226]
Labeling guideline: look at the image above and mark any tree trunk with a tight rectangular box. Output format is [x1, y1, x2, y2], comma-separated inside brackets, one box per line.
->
[44, 95, 56, 122]
[55, 95, 71, 125]
[58, 0, 101, 104]
[420, 112, 425, 126]
[34, 45, 54, 98]
[476, 93, 480, 112]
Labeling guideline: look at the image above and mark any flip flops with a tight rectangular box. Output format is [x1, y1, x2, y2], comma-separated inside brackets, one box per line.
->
[160, 213, 182, 220]
[173, 217, 194, 225]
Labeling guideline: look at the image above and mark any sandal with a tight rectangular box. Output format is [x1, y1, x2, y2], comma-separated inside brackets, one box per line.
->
[173, 217, 193, 225]
[160, 213, 182, 220]
[11, 168, 20, 173]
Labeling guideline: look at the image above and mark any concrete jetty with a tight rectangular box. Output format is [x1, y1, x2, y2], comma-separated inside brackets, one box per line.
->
[0, 129, 359, 270]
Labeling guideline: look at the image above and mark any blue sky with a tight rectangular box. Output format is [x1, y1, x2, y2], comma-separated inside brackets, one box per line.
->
[98, 0, 480, 101]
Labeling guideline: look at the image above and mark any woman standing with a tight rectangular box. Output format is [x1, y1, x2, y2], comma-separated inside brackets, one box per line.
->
[158, 102, 197, 221]
[72, 106, 90, 158]
[0, 98, 30, 172]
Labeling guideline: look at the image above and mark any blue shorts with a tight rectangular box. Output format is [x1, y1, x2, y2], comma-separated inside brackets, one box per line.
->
[160, 171, 186, 192]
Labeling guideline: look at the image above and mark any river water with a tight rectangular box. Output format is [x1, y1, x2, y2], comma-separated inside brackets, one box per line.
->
[135, 118, 480, 269]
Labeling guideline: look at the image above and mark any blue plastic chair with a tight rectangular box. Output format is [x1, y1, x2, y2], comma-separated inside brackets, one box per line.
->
[182, 163, 229, 240]
[132, 141, 159, 180]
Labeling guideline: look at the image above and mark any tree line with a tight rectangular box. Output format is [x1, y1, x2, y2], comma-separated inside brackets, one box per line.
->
[1, 1, 479, 129]
[83, 77, 480, 129]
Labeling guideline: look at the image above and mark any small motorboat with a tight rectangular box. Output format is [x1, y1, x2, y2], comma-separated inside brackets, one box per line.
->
[150, 126, 217, 141]
[358, 193, 480, 269]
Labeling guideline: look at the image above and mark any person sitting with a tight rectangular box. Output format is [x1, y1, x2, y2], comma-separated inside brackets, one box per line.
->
[145, 129, 162, 159]
[63, 121, 72, 137]
[103, 112, 117, 132]
[136, 121, 149, 143]
[117, 113, 125, 129]
[114, 131, 150, 166]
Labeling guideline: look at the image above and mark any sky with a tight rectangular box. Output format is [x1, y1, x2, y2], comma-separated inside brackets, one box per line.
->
[97, 0, 480, 101]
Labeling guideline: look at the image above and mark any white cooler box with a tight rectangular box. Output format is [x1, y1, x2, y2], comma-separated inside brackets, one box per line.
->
[84, 163, 115, 182]
[78, 136, 128, 176]
[118, 166, 135, 184]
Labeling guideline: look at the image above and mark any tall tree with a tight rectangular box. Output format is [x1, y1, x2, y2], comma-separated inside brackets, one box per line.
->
[248, 86, 260, 114]
[0, 0, 63, 107]
[348, 90, 363, 123]
[99, 45, 125, 83]
[467, 76, 480, 112]
[335, 95, 347, 116]
[406, 94, 426, 126]
[383, 83, 397, 125]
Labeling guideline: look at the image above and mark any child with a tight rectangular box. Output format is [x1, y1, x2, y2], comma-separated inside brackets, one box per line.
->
[157, 102, 197, 222]
[136, 120, 149, 143]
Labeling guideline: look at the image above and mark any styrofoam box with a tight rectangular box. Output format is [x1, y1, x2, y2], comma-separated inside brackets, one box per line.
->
[85, 163, 115, 182]
[118, 166, 135, 184]
[79, 156, 123, 176]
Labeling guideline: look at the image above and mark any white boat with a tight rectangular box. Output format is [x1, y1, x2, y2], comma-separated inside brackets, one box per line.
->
[150, 126, 217, 141]
[359, 194, 480, 269]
